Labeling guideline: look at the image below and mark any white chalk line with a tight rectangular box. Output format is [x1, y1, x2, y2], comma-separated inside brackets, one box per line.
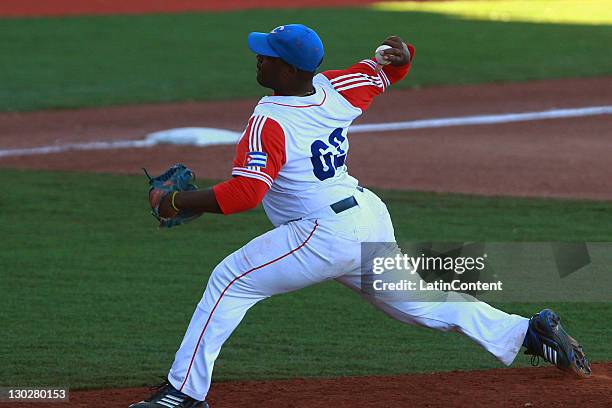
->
[0, 140, 155, 158]
[1, 105, 610, 158]
[349, 105, 612, 133]
[0, 127, 243, 158]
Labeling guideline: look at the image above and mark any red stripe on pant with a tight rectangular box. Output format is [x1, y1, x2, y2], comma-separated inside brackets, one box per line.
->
[179, 221, 319, 391]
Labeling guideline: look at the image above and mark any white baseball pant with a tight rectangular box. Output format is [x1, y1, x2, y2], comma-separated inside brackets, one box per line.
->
[168, 187, 529, 400]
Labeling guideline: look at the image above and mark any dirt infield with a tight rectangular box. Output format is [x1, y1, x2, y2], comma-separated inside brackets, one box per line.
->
[2, 76, 611, 201]
[8, 363, 612, 407]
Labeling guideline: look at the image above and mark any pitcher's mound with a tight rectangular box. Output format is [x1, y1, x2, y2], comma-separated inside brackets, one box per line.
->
[14, 363, 611, 407]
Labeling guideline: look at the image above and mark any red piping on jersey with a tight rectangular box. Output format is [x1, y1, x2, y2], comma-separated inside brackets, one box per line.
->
[257, 89, 327, 108]
[179, 221, 319, 392]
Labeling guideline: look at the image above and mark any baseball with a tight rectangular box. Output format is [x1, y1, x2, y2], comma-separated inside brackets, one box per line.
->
[375, 44, 392, 65]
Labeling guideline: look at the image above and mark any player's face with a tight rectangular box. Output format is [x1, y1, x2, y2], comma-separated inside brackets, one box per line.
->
[256, 55, 289, 90]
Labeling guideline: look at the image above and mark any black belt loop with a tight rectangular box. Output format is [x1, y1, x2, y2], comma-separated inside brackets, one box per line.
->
[330, 196, 358, 214]
[330, 185, 362, 214]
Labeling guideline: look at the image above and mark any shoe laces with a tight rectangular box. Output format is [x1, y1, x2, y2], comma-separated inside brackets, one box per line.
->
[525, 345, 544, 366]
[150, 377, 172, 392]
[150, 382, 168, 391]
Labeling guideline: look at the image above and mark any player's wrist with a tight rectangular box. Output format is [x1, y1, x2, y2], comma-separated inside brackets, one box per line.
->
[171, 191, 180, 212]
[158, 193, 179, 219]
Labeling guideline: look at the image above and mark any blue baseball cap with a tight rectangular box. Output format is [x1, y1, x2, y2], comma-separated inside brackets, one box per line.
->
[247, 24, 324, 72]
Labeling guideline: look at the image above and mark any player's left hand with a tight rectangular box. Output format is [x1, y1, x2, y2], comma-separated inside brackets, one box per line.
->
[380, 36, 411, 66]
[144, 163, 202, 228]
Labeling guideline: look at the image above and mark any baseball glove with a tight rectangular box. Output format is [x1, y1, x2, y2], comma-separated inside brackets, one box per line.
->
[144, 163, 202, 228]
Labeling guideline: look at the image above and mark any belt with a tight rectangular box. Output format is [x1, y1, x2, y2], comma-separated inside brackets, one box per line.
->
[331, 186, 363, 214]
[331, 195, 358, 214]
[330, 187, 363, 214]
[290, 186, 363, 222]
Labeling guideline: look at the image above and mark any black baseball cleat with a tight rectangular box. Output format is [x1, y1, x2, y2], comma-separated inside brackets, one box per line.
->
[523, 309, 591, 378]
[129, 381, 209, 408]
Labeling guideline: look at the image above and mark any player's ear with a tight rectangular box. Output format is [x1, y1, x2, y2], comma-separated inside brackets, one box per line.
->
[281, 63, 299, 81]
[286, 64, 298, 75]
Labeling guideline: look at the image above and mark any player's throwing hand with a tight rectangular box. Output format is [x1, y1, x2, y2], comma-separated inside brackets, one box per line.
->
[379, 35, 411, 66]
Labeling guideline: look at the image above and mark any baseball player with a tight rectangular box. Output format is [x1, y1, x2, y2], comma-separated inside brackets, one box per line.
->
[131, 24, 590, 408]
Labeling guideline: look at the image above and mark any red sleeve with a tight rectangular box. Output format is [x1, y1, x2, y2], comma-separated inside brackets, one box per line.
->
[322, 43, 415, 111]
[211, 114, 286, 215]
[213, 176, 268, 214]
[230, 115, 286, 187]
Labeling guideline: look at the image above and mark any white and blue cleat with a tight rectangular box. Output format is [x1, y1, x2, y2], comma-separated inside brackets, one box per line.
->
[524, 309, 591, 378]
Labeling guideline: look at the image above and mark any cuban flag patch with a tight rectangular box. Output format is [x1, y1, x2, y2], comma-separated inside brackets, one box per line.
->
[245, 151, 268, 168]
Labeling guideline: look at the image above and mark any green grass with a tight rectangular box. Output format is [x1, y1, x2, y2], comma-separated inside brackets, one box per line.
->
[0, 169, 611, 389]
[1, 7, 611, 111]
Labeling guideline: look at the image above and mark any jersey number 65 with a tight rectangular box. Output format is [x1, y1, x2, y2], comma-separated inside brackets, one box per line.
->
[310, 128, 347, 181]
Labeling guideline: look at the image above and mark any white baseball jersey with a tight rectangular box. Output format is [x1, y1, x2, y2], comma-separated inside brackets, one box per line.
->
[230, 57, 411, 226]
